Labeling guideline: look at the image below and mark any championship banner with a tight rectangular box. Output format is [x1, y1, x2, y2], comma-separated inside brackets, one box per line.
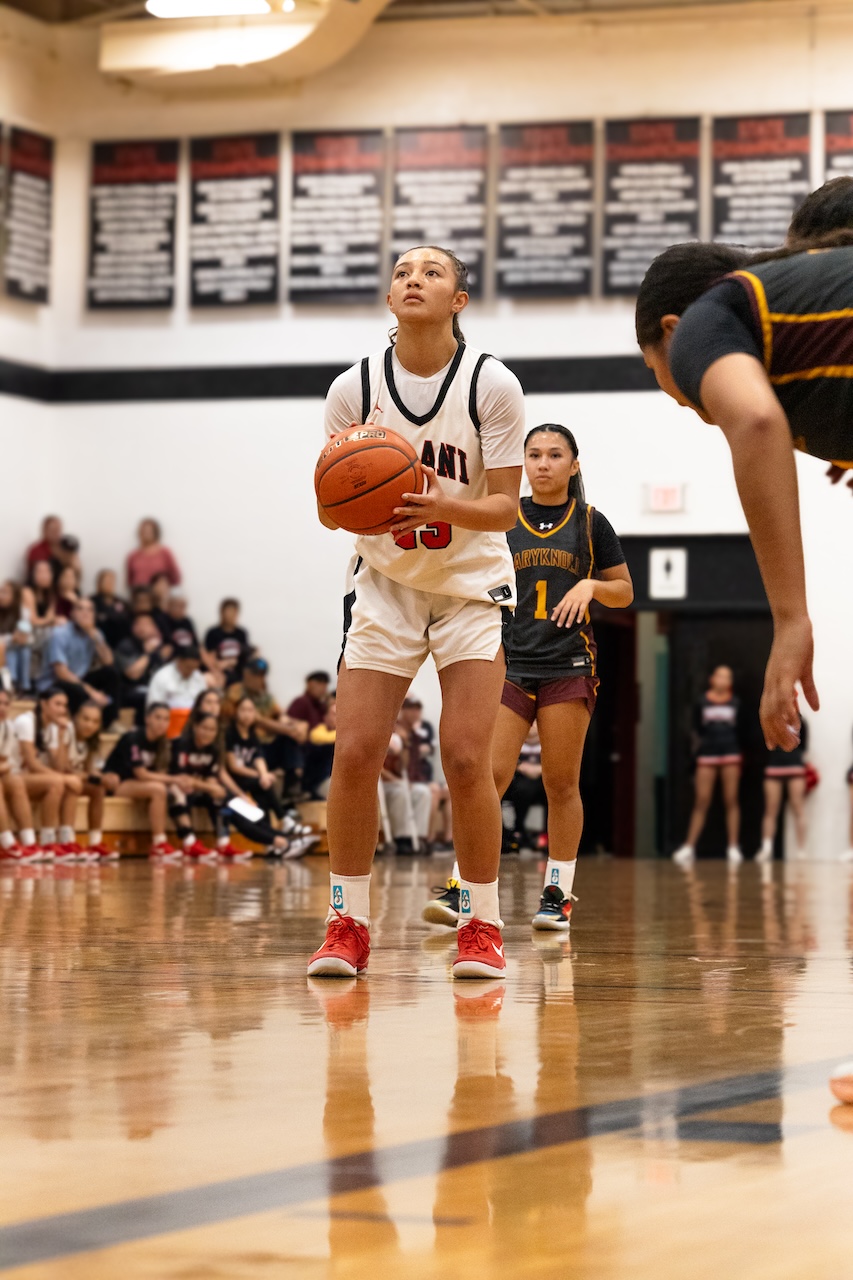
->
[4, 127, 53, 304]
[713, 114, 811, 247]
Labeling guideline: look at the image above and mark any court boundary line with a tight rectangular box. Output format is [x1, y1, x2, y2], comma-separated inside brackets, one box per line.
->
[0, 1058, 837, 1271]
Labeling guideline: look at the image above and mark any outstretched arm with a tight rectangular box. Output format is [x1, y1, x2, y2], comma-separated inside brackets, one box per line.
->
[700, 353, 819, 750]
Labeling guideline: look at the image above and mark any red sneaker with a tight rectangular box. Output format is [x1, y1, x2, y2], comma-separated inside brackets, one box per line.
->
[307, 910, 370, 978]
[183, 840, 214, 860]
[87, 843, 119, 862]
[452, 919, 507, 979]
[55, 842, 85, 863]
[149, 841, 181, 861]
[0, 842, 35, 863]
[217, 842, 250, 860]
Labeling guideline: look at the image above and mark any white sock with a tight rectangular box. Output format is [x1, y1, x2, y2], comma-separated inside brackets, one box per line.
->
[450, 859, 461, 884]
[20, 829, 35, 847]
[59, 826, 75, 844]
[544, 858, 577, 896]
[0, 831, 14, 849]
[152, 834, 167, 846]
[39, 828, 56, 846]
[458, 878, 502, 928]
[760, 837, 772, 855]
[89, 830, 102, 846]
[183, 833, 196, 848]
[328, 872, 371, 925]
[217, 835, 230, 849]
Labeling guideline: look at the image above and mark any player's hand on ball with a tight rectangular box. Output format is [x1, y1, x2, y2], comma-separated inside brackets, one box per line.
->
[551, 580, 595, 628]
[391, 467, 451, 534]
[760, 617, 819, 750]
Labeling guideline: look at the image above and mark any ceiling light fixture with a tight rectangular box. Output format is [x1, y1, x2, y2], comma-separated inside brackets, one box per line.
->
[145, 0, 271, 17]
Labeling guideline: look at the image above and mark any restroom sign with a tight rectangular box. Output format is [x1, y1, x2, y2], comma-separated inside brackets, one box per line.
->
[649, 548, 687, 599]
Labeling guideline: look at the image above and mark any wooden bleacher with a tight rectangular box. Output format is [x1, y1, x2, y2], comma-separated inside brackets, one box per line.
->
[7, 701, 328, 854]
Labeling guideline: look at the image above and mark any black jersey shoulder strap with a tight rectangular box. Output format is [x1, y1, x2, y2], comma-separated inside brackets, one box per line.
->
[360, 357, 371, 426]
[468, 352, 493, 433]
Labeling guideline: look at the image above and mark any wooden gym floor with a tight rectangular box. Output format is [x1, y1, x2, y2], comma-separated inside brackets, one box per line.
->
[1, 855, 852, 1279]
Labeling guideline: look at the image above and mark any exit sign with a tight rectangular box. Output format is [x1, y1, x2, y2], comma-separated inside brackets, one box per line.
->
[644, 484, 686, 513]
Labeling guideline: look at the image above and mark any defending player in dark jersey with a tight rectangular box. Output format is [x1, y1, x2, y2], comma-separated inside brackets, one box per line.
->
[634, 234, 853, 754]
[479, 425, 632, 931]
[672, 665, 744, 866]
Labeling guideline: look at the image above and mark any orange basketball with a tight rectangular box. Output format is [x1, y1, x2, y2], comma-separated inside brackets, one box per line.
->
[315, 426, 423, 535]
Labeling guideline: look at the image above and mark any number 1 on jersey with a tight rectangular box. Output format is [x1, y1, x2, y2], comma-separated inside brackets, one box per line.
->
[534, 579, 548, 620]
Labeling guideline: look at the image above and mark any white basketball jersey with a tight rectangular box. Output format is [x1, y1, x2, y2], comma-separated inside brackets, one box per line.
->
[344, 343, 517, 605]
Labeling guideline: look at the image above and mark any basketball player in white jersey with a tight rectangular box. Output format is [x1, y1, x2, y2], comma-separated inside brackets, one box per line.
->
[308, 245, 525, 980]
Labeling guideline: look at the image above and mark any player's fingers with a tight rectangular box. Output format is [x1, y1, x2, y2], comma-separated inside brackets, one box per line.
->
[801, 669, 821, 712]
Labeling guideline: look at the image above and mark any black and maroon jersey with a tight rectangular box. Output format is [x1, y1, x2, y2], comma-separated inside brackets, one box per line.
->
[504, 498, 625, 680]
[170, 738, 219, 780]
[671, 246, 853, 463]
[104, 728, 164, 780]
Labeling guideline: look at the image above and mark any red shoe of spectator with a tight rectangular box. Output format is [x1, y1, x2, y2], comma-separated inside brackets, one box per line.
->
[149, 841, 182, 862]
[62, 842, 87, 862]
[217, 842, 246, 859]
[184, 839, 215, 860]
[87, 843, 119, 862]
[45, 844, 75, 864]
[0, 843, 36, 864]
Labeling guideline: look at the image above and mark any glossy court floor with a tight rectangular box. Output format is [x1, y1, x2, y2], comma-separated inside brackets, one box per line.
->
[2, 855, 853, 1279]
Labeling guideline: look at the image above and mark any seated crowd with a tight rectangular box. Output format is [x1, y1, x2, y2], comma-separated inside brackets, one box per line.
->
[0, 515, 338, 863]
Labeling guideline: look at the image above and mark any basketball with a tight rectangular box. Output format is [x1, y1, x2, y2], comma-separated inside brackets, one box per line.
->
[315, 426, 423, 535]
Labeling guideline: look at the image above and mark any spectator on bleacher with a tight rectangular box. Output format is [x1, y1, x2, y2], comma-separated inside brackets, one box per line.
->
[502, 722, 548, 853]
[40, 597, 121, 728]
[167, 713, 314, 860]
[26, 516, 63, 574]
[148, 573, 173, 637]
[115, 613, 168, 724]
[382, 723, 431, 854]
[399, 696, 452, 849]
[204, 599, 251, 687]
[22, 561, 59, 692]
[55, 534, 82, 579]
[54, 565, 81, 622]
[286, 670, 332, 798]
[14, 686, 82, 858]
[0, 687, 43, 860]
[146, 644, 212, 738]
[61, 701, 112, 861]
[224, 658, 308, 786]
[102, 702, 178, 858]
[164, 591, 199, 651]
[304, 696, 336, 799]
[0, 580, 34, 694]
[225, 695, 286, 823]
[130, 585, 155, 617]
[93, 569, 131, 648]
[126, 519, 181, 590]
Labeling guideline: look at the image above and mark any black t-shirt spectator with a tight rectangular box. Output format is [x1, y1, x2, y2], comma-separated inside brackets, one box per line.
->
[225, 723, 262, 771]
[165, 616, 199, 650]
[105, 728, 164, 781]
[115, 635, 166, 688]
[93, 593, 132, 647]
[170, 737, 218, 781]
[205, 625, 251, 679]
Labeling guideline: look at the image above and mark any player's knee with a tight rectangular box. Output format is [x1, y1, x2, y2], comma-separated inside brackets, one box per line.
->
[443, 747, 485, 789]
[333, 734, 386, 777]
[543, 773, 579, 805]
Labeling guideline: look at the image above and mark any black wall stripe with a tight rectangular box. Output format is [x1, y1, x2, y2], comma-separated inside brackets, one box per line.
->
[0, 353, 656, 405]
